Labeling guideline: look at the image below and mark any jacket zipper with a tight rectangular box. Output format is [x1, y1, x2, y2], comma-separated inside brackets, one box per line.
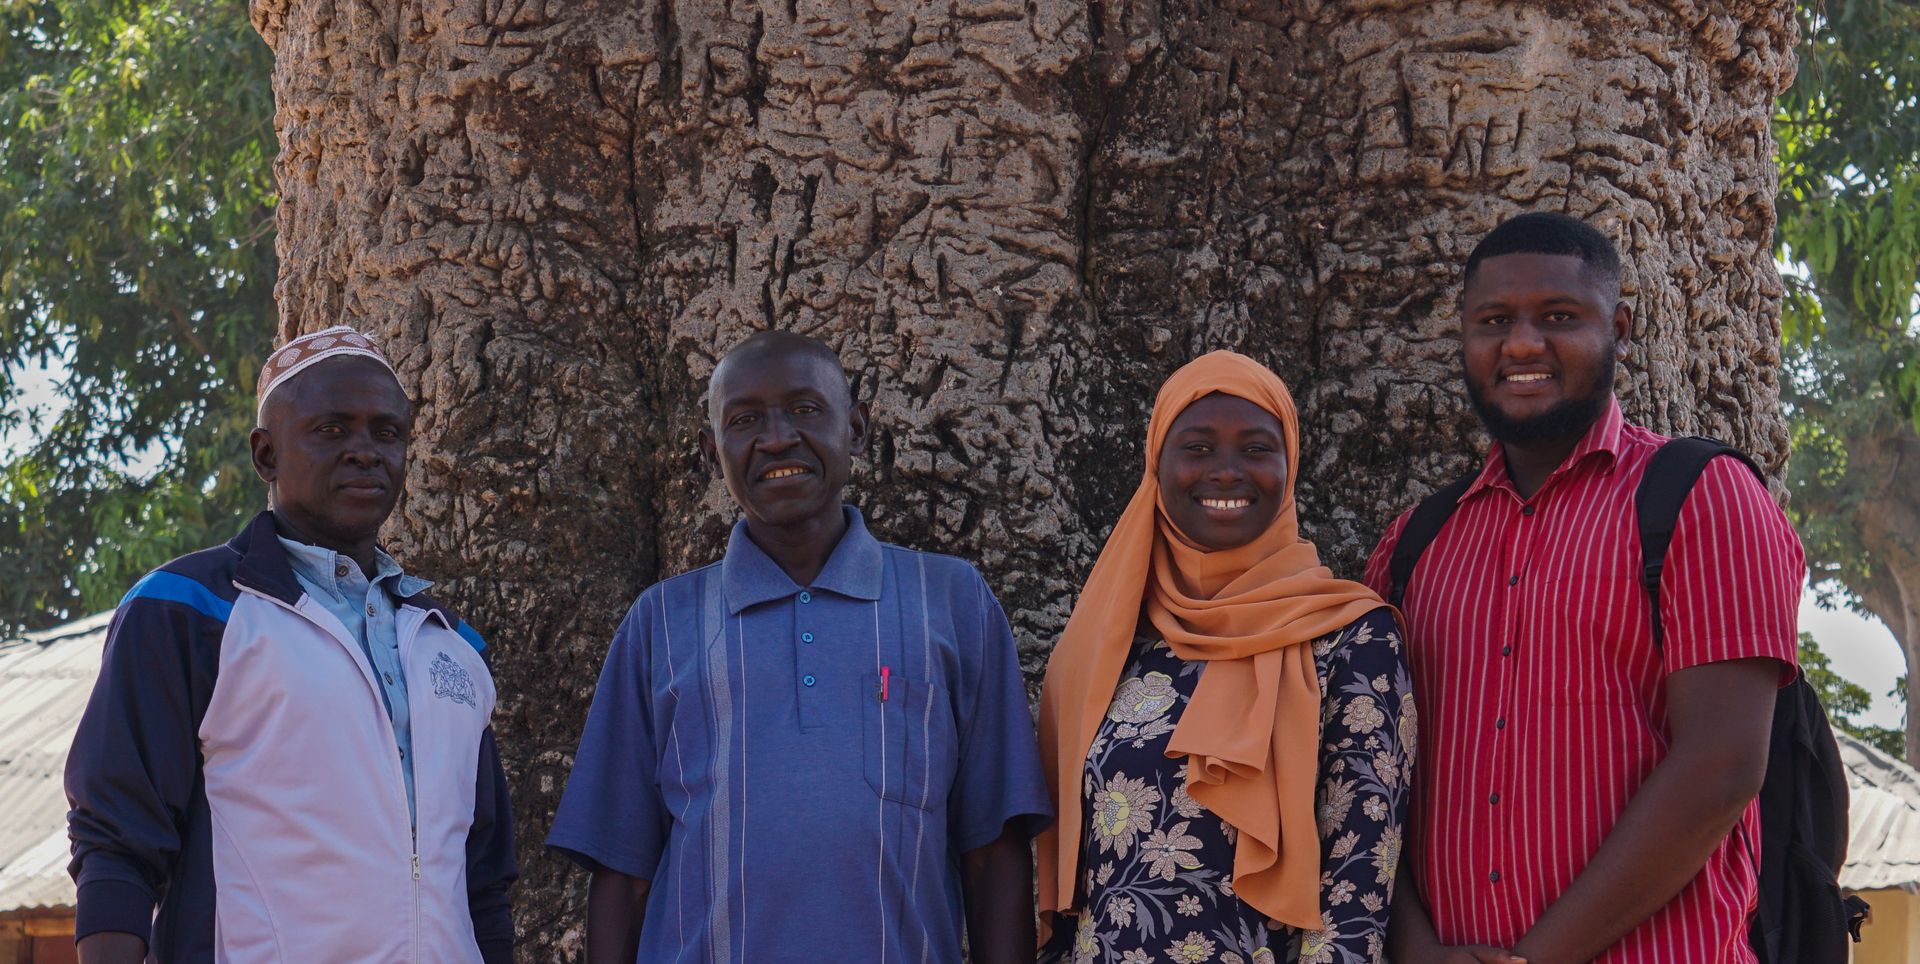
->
[400, 609, 425, 963]
[235, 583, 429, 961]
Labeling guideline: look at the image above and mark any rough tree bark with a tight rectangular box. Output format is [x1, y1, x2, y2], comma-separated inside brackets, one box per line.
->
[248, 0, 1796, 956]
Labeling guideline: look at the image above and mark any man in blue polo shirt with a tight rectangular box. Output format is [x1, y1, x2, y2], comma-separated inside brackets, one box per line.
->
[548, 331, 1051, 963]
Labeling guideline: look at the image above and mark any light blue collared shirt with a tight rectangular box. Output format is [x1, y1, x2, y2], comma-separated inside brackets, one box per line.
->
[278, 536, 433, 825]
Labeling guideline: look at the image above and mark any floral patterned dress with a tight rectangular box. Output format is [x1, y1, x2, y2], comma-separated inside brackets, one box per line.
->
[1041, 607, 1413, 964]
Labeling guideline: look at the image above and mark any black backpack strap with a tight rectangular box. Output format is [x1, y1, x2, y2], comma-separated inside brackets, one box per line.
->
[1635, 437, 1765, 651]
[1387, 472, 1477, 608]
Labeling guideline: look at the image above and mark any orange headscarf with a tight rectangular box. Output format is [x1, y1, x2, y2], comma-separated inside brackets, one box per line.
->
[1036, 350, 1387, 933]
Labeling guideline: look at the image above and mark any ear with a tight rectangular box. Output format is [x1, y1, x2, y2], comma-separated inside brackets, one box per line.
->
[848, 400, 872, 454]
[1612, 301, 1633, 357]
[250, 426, 278, 485]
[698, 425, 720, 474]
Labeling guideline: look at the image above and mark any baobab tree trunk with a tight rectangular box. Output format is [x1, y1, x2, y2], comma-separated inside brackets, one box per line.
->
[249, 0, 1797, 956]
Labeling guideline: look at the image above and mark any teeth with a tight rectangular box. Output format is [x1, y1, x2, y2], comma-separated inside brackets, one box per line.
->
[763, 467, 808, 480]
[1507, 373, 1552, 383]
[1200, 499, 1251, 510]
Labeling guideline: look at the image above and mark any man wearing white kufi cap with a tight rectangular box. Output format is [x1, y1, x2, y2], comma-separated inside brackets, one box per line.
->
[66, 325, 518, 963]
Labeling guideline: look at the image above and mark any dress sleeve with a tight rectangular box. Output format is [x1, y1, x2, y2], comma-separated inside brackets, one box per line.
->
[544, 591, 668, 879]
[1296, 607, 1413, 964]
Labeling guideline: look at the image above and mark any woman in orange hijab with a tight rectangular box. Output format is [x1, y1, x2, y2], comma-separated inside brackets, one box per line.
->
[1037, 351, 1414, 964]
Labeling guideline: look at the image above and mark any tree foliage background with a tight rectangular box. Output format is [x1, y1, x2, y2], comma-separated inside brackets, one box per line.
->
[1774, 0, 1920, 758]
[2, 0, 1916, 749]
[0, 0, 273, 631]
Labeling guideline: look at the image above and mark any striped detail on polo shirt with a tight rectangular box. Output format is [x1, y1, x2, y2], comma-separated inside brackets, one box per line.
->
[702, 570, 737, 963]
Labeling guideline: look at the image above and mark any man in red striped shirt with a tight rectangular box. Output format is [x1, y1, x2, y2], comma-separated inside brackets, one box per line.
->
[1365, 212, 1803, 964]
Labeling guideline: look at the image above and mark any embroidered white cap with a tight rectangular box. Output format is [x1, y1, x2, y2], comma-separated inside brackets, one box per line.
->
[256, 325, 397, 421]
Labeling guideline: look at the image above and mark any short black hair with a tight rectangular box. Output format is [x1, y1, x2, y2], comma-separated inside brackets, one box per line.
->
[1462, 212, 1623, 296]
[706, 330, 853, 423]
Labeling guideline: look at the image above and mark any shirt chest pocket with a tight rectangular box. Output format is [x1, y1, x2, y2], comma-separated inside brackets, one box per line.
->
[863, 672, 959, 810]
[1539, 577, 1652, 706]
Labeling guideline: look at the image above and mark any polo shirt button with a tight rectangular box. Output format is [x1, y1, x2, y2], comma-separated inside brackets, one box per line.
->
[1495, 718, 1506, 730]
[799, 591, 812, 604]
[801, 632, 814, 643]
[1490, 871, 1501, 883]
[803, 674, 817, 687]
[1507, 574, 1519, 586]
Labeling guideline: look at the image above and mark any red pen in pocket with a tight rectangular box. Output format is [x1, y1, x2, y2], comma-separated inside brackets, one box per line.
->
[880, 665, 891, 702]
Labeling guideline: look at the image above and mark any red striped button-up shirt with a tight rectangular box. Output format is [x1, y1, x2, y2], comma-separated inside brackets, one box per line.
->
[1363, 397, 1802, 963]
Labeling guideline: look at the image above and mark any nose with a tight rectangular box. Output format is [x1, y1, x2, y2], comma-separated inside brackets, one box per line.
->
[1502, 317, 1548, 358]
[1205, 457, 1246, 485]
[342, 427, 385, 467]
[756, 411, 801, 452]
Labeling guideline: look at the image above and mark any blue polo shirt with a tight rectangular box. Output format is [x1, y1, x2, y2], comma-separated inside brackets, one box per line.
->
[548, 507, 1050, 964]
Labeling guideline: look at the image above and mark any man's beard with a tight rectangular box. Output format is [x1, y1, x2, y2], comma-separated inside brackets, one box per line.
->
[1466, 351, 1616, 446]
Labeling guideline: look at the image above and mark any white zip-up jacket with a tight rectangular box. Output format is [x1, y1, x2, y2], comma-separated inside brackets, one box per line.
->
[65, 512, 517, 963]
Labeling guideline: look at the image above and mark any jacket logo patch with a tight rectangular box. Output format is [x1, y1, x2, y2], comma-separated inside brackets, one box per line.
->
[430, 652, 477, 708]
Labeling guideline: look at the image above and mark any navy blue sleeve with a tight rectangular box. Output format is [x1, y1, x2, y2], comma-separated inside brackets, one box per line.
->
[64, 571, 227, 944]
[467, 724, 517, 964]
[949, 573, 1053, 853]
[546, 594, 668, 879]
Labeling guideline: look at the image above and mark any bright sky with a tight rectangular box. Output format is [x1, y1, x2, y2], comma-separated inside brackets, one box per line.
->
[3, 358, 1909, 728]
[1803, 589, 1907, 729]
[1, 357, 62, 457]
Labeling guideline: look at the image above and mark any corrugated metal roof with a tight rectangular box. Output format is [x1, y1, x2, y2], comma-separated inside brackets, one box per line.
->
[1840, 731, 1920, 892]
[0, 612, 110, 914]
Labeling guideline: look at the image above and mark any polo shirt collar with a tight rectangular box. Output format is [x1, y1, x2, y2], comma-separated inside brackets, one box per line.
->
[1462, 394, 1627, 502]
[721, 505, 884, 613]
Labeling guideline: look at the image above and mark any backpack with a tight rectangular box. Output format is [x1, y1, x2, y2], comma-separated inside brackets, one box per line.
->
[1385, 436, 1868, 964]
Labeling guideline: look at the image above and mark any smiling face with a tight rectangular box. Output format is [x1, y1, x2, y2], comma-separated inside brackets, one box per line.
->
[1155, 392, 1289, 551]
[1460, 252, 1631, 445]
[250, 355, 412, 554]
[701, 340, 869, 540]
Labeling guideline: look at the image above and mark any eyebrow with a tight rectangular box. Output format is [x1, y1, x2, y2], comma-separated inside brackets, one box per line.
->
[304, 409, 409, 423]
[1466, 295, 1591, 312]
[720, 387, 830, 410]
[1171, 424, 1281, 439]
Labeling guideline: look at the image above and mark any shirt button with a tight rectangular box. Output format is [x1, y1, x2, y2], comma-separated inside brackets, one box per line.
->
[384, 673, 394, 684]
[1507, 574, 1519, 586]
[1489, 792, 1500, 805]
[801, 632, 815, 643]
[1495, 718, 1506, 730]
[803, 674, 817, 687]
[367, 604, 377, 616]
[1521, 505, 1535, 516]
[1490, 871, 1501, 883]
[798, 591, 812, 604]
[1502, 645, 1513, 656]
[336, 564, 349, 577]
